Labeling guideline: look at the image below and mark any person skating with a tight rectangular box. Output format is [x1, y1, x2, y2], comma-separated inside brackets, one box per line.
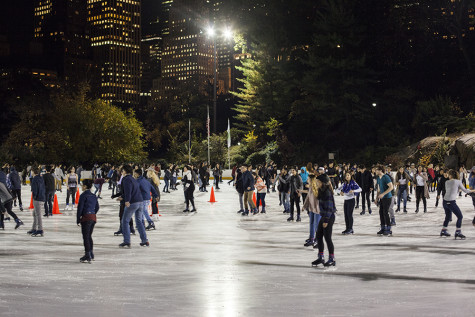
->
[288, 167, 303, 222]
[312, 176, 337, 267]
[119, 165, 149, 248]
[235, 167, 245, 213]
[440, 169, 475, 239]
[8, 166, 23, 211]
[29, 167, 45, 236]
[303, 166, 322, 247]
[278, 168, 290, 214]
[163, 166, 171, 193]
[254, 172, 267, 214]
[395, 166, 410, 213]
[0, 169, 24, 230]
[182, 165, 196, 212]
[213, 163, 221, 190]
[241, 164, 256, 216]
[77, 179, 99, 263]
[435, 168, 448, 207]
[43, 166, 56, 217]
[359, 165, 374, 215]
[134, 169, 159, 230]
[375, 165, 394, 236]
[414, 166, 429, 213]
[146, 169, 161, 221]
[338, 172, 362, 235]
[65, 167, 79, 211]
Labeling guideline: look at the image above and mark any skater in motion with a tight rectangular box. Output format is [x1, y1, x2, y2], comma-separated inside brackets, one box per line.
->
[440, 169, 475, 239]
[29, 167, 45, 236]
[182, 165, 196, 212]
[119, 165, 149, 248]
[77, 179, 99, 263]
[65, 166, 79, 211]
[312, 175, 337, 267]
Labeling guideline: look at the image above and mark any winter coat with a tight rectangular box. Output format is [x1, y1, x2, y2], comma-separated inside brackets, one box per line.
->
[235, 170, 244, 194]
[9, 169, 22, 190]
[300, 167, 309, 184]
[31, 175, 46, 201]
[77, 190, 99, 224]
[289, 174, 303, 196]
[121, 175, 143, 204]
[361, 170, 374, 192]
[137, 176, 159, 201]
[278, 173, 290, 193]
[242, 170, 255, 192]
[255, 176, 267, 194]
[43, 173, 56, 192]
[183, 171, 195, 192]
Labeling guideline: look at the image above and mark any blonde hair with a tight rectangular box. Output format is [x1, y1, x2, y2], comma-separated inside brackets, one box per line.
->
[308, 175, 320, 196]
[147, 170, 160, 186]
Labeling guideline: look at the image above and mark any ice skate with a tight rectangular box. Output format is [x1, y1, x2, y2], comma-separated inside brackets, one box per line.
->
[14, 219, 24, 229]
[31, 230, 44, 237]
[312, 256, 325, 267]
[119, 242, 131, 248]
[440, 230, 451, 237]
[80, 255, 91, 264]
[324, 258, 336, 267]
[287, 216, 294, 222]
[140, 241, 150, 247]
[454, 231, 466, 240]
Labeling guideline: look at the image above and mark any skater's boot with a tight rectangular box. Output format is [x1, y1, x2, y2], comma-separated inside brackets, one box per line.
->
[31, 230, 44, 237]
[415, 208, 419, 213]
[4, 217, 10, 221]
[90, 251, 95, 261]
[368, 208, 372, 215]
[383, 226, 392, 236]
[435, 199, 439, 207]
[119, 242, 131, 248]
[114, 228, 123, 236]
[403, 207, 407, 213]
[237, 209, 243, 214]
[80, 254, 91, 263]
[287, 216, 294, 222]
[140, 241, 150, 247]
[183, 208, 190, 213]
[346, 229, 354, 235]
[304, 239, 315, 247]
[440, 229, 451, 237]
[260, 207, 266, 214]
[360, 210, 365, 215]
[324, 256, 336, 267]
[146, 222, 155, 230]
[14, 218, 24, 230]
[342, 229, 349, 234]
[454, 230, 466, 240]
[296, 215, 301, 222]
[395, 207, 400, 213]
[27, 229, 35, 234]
[312, 253, 325, 267]
[377, 226, 385, 235]
[423, 204, 427, 213]
[390, 217, 396, 226]
[242, 210, 249, 216]
[19, 205, 23, 211]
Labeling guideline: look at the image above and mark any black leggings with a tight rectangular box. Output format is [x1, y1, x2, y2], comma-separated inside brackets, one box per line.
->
[344, 198, 355, 230]
[416, 186, 426, 210]
[11, 189, 22, 207]
[361, 191, 371, 211]
[316, 215, 335, 255]
[0, 201, 19, 221]
[81, 220, 95, 255]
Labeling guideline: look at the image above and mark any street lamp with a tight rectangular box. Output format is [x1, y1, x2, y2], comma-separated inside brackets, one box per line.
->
[206, 25, 233, 134]
[372, 103, 377, 107]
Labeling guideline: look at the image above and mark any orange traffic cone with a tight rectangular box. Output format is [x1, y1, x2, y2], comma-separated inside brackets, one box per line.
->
[75, 189, 80, 204]
[208, 186, 217, 203]
[52, 194, 61, 214]
[29, 193, 34, 209]
[252, 191, 257, 206]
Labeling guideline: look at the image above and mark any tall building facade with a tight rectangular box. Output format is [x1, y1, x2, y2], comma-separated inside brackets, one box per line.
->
[33, 0, 92, 84]
[87, 0, 141, 106]
[153, 0, 214, 100]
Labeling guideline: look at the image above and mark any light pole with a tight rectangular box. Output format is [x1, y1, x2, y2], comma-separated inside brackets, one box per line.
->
[206, 26, 232, 134]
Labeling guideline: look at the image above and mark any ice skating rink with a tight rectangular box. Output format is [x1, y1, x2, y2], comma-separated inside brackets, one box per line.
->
[1, 184, 475, 317]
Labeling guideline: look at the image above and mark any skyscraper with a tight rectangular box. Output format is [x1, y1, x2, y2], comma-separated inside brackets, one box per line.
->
[33, 0, 92, 84]
[87, 0, 141, 106]
[153, 0, 214, 100]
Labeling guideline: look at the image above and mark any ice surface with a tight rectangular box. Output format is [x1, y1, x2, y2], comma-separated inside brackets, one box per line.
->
[1, 184, 475, 317]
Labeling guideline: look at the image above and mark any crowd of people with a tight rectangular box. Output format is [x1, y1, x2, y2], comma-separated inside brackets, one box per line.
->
[0, 161, 474, 266]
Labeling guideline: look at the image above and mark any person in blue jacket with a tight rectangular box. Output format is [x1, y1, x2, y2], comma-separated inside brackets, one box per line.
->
[134, 169, 159, 231]
[119, 165, 149, 248]
[30, 167, 45, 236]
[77, 179, 99, 263]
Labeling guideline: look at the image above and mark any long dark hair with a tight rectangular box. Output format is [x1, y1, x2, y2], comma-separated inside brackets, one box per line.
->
[318, 179, 333, 199]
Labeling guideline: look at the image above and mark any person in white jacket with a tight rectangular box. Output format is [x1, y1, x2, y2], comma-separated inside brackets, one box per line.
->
[338, 172, 362, 235]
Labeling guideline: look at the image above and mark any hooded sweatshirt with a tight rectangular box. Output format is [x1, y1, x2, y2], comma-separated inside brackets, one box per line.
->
[300, 167, 309, 185]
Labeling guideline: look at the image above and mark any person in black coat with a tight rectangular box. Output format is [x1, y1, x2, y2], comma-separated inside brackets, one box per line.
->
[359, 165, 374, 215]
[30, 167, 45, 236]
[77, 179, 99, 263]
[43, 166, 56, 217]
[9, 167, 23, 211]
[235, 168, 245, 213]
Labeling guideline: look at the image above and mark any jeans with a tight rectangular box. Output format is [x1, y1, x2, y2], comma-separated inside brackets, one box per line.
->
[316, 215, 335, 255]
[93, 184, 101, 196]
[442, 200, 463, 228]
[309, 212, 321, 241]
[379, 197, 391, 228]
[163, 179, 169, 192]
[44, 190, 54, 215]
[81, 220, 96, 256]
[397, 186, 407, 209]
[122, 202, 147, 244]
[280, 192, 290, 212]
[343, 198, 355, 230]
[142, 200, 153, 224]
[256, 193, 266, 209]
